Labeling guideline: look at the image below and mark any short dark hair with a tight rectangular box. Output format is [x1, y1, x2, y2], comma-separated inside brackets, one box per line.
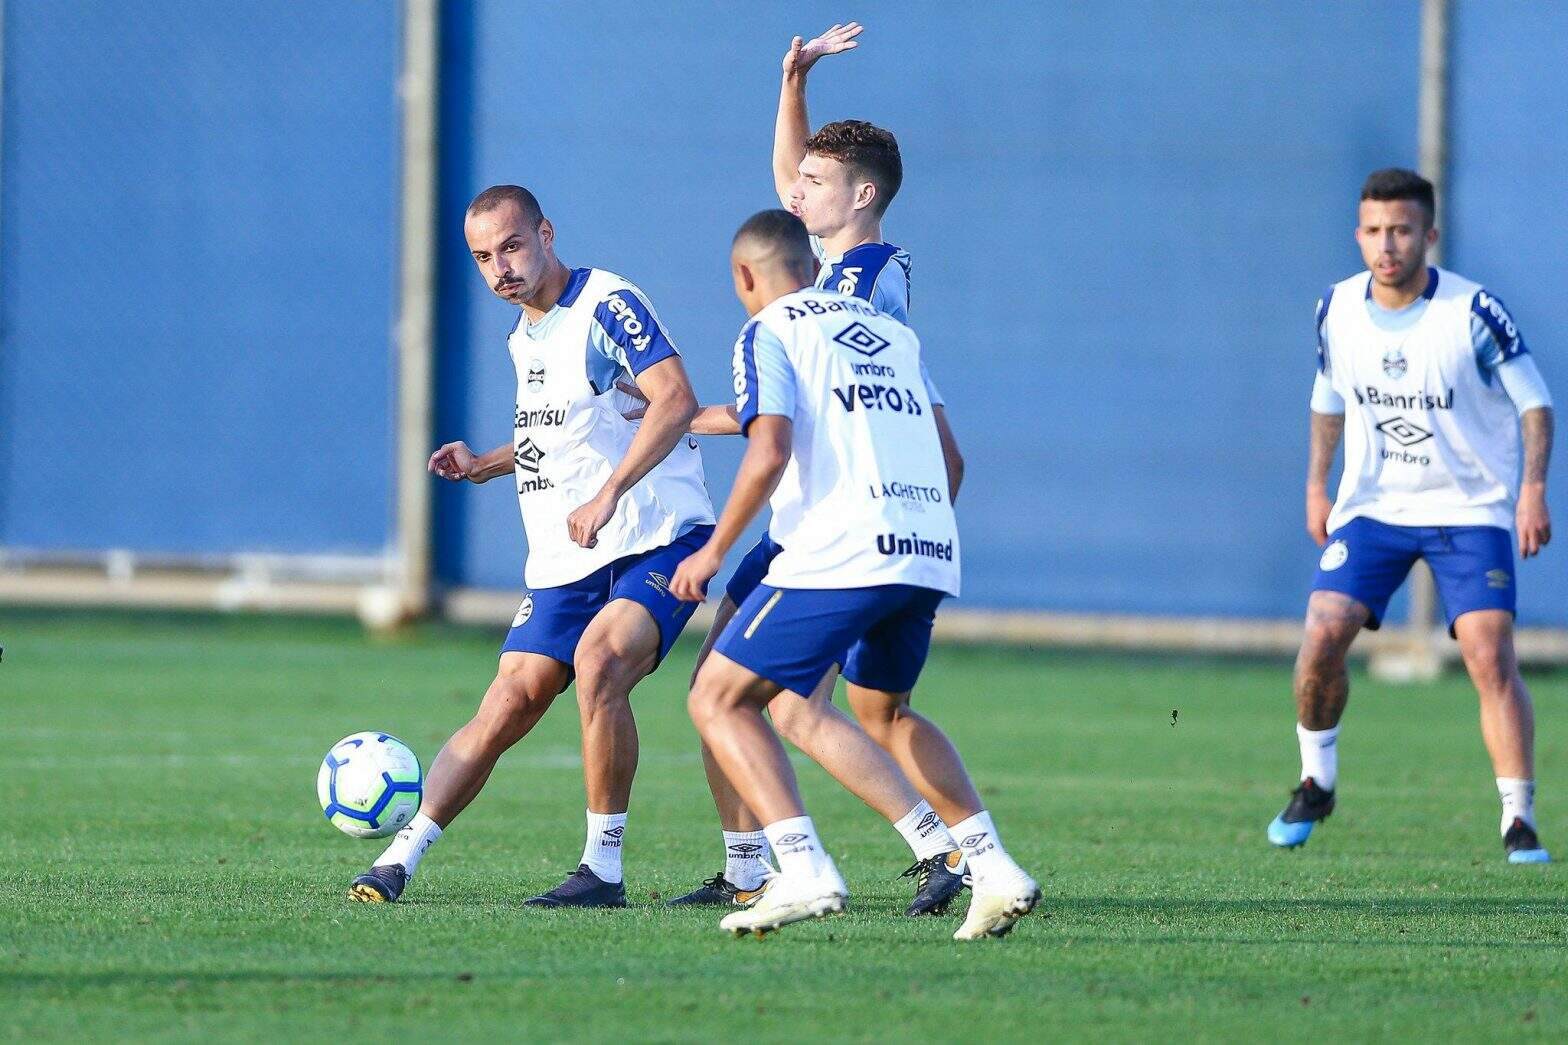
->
[733, 209, 815, 270]
[804, 119, 903, 216]
[1360, 168, 1435, 224]
[468, 184, 543, 226]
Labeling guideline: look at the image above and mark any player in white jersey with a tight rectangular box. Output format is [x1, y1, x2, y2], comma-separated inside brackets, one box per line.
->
[672, 210, 1040, 938]
[653, 25, 1004, 920]
[346, 185, 715, 906]
[1267, 169, 1555, 863]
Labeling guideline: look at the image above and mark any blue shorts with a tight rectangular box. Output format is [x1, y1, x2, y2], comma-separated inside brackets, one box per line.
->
[1312, 517, 1515, 635]
[714, 582, 945, 696]
[500, 525, 714, 668]
[724, 531, 782, 606]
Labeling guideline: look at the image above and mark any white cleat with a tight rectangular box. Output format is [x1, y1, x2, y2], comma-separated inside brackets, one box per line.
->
[953, 875, 1042, 940]
[718, 867, 848, 937]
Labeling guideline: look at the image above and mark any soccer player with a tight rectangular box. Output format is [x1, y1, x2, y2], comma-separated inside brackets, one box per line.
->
[673, 209, 1040, 939]
[658, 24, 989, 917]
[347, 185, 715, 905]
[1268, 169, 1554, 863]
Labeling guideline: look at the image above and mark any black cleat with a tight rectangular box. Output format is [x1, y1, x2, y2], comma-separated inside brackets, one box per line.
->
[1504, 817, 1552, 864]
[1267, 777, 1336, 848]
[523, 864, 627, 908]
[665, 874, 767, 907]
[348, 864, 408, 903]
[901, 850, 968, 916]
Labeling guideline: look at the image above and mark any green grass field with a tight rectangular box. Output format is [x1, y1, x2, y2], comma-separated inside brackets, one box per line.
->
[1, 608, 1564, 1041]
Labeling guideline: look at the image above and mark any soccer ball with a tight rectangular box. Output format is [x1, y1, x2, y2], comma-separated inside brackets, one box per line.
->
[317, 732, 423, 839]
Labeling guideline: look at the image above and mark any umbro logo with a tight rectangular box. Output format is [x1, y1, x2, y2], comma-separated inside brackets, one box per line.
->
[515, 437, 546, 473]
[832, 321, 892, 358]
[645, 572, 671, 596]
[602, 826, 625, 839]
[775, 833, 808, 845]
[1375, 416, 1433, 448]
[727, 843, 765, 855]
[916, 811, 939, 832]
[959, 832, 989, 849]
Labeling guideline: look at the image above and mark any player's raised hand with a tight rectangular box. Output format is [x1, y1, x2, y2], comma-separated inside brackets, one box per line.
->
[670, 546, 721, 603]
[783, 22, 862, 77]
[567, 490, 618, 549]
[429, 441, 477, 483]
[1517, 485, 1551, 558]
[1305, 486, 1332, 546]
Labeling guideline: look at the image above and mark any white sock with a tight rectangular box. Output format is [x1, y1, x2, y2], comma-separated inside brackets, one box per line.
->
[1297, 723, 1339, 790]
[723, 830, 770, 890]
[951, 809, 1027, 888]
[581, 811, 626, 884]
[893, 801, 959, 862]
[375, 812, 443, 876]
[1498, 777, 1536, 835]
[763, 815, 830, 877]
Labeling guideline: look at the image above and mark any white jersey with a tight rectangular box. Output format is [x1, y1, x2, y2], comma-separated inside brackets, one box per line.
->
[733, 287, 960, 596]
[507, 267, 713, 588]
[1316, 266, 1531, 532]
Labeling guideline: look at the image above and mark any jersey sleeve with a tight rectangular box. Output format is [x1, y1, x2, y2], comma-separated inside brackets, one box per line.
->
[1314, 287, 1334, 375]
[1471, 289, 1530, 370]
[919, 360, 946, 408]
[868, 254, 910, 324]
[590, 283, 680, 377]
[1496, 354, 1553, 414]
[733, 321, 796, 435]
[1310, 370, 1345, 414]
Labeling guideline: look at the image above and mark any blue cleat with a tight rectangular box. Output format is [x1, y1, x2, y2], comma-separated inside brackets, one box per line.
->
[523, 864, 627, 908]
[901, 850, 968, 916]
[1267, 777, 1335, 849]
[348, 863, 408, 903]
[1504, 818, 1551, 864]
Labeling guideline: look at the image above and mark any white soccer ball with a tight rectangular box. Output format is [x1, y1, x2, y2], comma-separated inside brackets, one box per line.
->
[317, 731, 423, 839]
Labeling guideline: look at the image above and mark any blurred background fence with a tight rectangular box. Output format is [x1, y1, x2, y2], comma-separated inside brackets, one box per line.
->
[3, 1, 1565, 660]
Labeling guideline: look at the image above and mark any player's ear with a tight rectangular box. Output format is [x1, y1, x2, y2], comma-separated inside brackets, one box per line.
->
[537, 217, 555, 250]
[1425, 224, 1439, 249]
[854, 181, 877, 213]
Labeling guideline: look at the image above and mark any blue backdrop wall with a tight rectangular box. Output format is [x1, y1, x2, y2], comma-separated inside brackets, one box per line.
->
[0, 1, 397, 556]
[5, 2, 1565, 622]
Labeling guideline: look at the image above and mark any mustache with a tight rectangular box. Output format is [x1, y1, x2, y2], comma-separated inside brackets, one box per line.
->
[495, 278, 525, 293]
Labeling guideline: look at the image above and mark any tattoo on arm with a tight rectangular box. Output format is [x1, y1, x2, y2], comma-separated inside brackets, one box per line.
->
[1307, 411, 1344, 488]
[1522, 406, 1554, 484]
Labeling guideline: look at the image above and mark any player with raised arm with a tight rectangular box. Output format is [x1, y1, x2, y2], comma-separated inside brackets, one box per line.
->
[674, 210, 1040, 939]
[1268, 169, 1554, 863]
[654, 24, 989, 917]
[346, 185, 714, 906]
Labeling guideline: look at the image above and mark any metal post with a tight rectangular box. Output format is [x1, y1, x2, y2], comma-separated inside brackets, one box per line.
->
[1372, 0, 1448, 682]
[386, 0, 441, 626]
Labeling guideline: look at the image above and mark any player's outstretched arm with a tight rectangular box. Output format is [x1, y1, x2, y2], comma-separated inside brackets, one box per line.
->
[1518, 406, 1554, 557]
[429, 440, 512, 484]
[1305, 411, 1344, 546]
[931, 405, 965, 503]
[617, 380, 741, 435]
[671, 415, 794, 602]
[567, 356, 698, 548]
[774, 22, 862, 204]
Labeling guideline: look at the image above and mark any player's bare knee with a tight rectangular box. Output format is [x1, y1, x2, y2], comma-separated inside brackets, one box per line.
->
[770, 694, 822, 746]
[849, 697, 900, 743]
[475, 676, 548, 750]
[1462, 642, 1512, 694]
